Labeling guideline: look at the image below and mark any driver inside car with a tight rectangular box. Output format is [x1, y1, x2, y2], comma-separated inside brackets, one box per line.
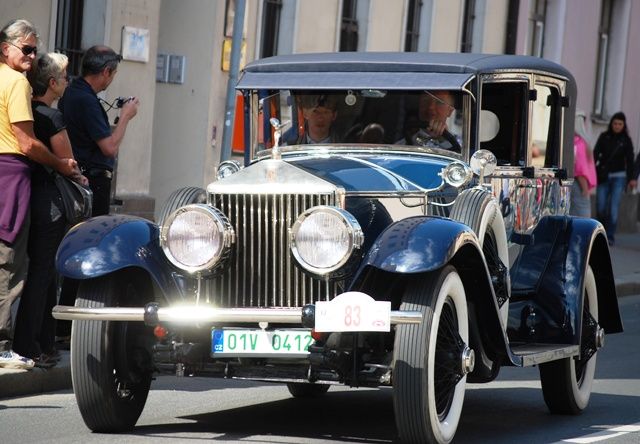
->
[296, 94, 339, 144]
[413, 90, 461, 151]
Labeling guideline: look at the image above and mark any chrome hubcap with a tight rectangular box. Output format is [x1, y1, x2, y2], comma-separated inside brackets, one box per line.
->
[595, 327, 605, 349]
[461, 346, 475, 375]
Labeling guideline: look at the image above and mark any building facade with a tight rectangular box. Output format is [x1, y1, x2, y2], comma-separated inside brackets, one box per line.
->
[1, 0, 638, 218]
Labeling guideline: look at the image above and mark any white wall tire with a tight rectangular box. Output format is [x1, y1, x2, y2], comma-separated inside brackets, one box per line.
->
[394, 265, 469, 444]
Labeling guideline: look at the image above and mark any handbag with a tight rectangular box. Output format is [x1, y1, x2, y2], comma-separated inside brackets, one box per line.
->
[51, 171, 93, 225]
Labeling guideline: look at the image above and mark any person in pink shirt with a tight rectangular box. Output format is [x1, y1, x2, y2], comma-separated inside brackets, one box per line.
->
[570, 113, 597, 217]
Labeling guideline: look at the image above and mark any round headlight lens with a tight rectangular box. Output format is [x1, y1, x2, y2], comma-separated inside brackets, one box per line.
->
[161, 204, 234, 274]
[441, 162, 473, 188]
[216, 160, 242, 180]
[291, 206, 363, 275]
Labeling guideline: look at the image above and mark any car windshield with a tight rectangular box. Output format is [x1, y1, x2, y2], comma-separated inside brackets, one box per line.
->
[251, 89, 467, 155]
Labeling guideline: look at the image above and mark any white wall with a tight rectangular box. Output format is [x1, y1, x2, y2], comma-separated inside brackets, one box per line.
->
[620, 0, 640, 151]
[559, 1, 601, 143]
[295, 0, 340, 52]
[150, 0, 221, 210]
[430, 0, 463, 52]
[0, 1, 53, 50]
[367, 0, 404, 50]
[107, 0, 160, 196]
[475, 0, 509, 53]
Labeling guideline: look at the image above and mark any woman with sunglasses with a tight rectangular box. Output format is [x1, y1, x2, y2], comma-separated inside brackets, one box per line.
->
[11, 53, 87, 367]
[0, 19, 80, 370]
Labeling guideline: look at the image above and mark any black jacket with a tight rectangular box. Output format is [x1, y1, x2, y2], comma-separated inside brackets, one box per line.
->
[593, 131, 635, 182]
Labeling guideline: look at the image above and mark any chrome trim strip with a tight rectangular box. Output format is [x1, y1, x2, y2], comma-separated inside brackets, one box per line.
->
[255, 145, 462, 161]
[52, 305, 422, 325]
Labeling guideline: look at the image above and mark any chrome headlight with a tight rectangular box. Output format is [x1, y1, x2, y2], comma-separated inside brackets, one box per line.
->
[160, 204, 235, 275]
[440, 161, 473, 188]
[290, 206, 364, 277]
[216, 160, 242, 180]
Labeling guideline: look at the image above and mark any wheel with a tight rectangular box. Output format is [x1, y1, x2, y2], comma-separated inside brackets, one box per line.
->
[539, 265, 598, 414]
[450, 188, 510, 324]
[286, 382, 330, 397]
[71, 271, 154, 432]
[393, 265, 471, 444]
[157, 186, 206, 227]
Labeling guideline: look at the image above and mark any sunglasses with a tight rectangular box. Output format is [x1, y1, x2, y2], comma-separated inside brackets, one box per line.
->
[8, 42, 37, 56]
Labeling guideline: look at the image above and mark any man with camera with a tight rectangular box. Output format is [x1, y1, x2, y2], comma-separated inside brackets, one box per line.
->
[59, 45, 139, 216]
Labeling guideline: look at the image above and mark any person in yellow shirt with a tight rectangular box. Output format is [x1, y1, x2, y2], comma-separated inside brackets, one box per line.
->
[0, 19, 80, 370]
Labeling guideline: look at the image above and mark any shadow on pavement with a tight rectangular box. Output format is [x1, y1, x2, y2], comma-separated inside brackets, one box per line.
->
[124, 386, 639, 444]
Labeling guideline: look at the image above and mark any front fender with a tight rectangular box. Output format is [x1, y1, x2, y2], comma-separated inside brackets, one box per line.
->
[55, 215, 179, 298]
[362, 216, 480, 273]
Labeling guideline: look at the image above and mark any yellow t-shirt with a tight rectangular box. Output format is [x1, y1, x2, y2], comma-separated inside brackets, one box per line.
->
[0, 63, 33, 156]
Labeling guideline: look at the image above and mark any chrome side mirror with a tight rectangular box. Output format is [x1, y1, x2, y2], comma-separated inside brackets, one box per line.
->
[470, 149, 497, 184]
[216, 160, 242, 180]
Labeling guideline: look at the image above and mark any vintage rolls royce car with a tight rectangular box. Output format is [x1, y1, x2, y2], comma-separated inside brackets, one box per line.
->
[54, 53, 622, 444]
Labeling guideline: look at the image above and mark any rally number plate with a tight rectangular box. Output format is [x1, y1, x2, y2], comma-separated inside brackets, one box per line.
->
[315, 291, 391, 332]
[211, 328, 313, 357]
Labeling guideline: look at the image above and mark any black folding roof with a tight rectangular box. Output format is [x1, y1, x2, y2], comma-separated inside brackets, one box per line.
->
[237, 52, 574, 90]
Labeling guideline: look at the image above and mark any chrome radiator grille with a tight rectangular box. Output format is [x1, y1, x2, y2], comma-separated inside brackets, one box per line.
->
[206, 192, 342, 308]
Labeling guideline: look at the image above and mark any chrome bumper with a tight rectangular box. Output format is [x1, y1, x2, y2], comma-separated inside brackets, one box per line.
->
[51, 304, 422, 326]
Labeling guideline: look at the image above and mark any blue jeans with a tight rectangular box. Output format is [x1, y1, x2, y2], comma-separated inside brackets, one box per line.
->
[596, 173, 626, 242]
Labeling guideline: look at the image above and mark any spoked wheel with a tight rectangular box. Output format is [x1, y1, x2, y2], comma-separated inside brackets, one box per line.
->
[393, 265, 472, 444]
[71, 271, 154, 432]
[539, 265, 599, 414]
[286, 382, 330, 398]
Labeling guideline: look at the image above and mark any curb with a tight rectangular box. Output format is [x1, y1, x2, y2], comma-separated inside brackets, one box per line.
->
[0, 351, 71, 399]
[615, 278, 640, 298]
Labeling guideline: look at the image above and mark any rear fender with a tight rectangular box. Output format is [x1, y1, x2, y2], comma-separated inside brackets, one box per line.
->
[55, 215, 180, 301]
[509, 216, 622, 345]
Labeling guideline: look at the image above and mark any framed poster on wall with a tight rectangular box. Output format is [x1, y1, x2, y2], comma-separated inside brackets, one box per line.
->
[121, 26, 150, 62]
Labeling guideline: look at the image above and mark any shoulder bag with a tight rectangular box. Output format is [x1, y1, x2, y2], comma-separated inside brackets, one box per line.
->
[45, 167, 93, 225]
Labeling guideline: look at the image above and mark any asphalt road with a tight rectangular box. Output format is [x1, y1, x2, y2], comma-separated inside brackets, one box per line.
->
[1, 295, 639, 444]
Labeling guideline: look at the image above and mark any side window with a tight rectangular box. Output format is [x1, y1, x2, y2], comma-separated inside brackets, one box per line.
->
[530, 82, 561, 168]
[479, 81, 528, 166]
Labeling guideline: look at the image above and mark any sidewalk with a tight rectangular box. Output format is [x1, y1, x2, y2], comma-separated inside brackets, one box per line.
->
[2, 232, 640, 399]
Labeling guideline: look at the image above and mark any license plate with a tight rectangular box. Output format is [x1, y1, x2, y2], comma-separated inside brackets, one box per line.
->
[211, 328, 313, 357]
[315, 291, 391, 332]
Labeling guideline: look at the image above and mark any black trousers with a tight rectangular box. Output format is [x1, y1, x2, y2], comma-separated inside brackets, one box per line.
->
[14, 180, 66, 358]
[87, 174, 112, 217]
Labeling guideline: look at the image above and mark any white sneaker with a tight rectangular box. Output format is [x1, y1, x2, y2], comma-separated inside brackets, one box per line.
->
[0, 350, 35, 370]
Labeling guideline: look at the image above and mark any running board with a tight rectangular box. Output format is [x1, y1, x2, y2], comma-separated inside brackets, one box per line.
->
[509, 343, 579, 367]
